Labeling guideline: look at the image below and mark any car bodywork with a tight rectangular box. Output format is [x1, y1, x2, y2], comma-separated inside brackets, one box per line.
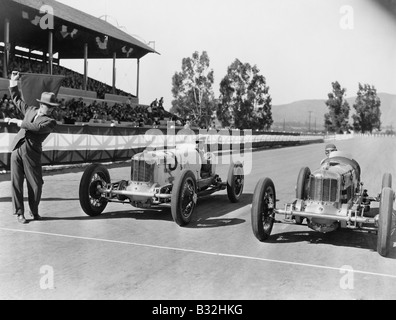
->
[251, 151, 395, 257]
[290, 152, 364, 233]
[79, 143, 244, 226]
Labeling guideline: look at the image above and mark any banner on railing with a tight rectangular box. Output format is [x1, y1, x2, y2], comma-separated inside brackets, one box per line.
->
[0, 122, 324, 170]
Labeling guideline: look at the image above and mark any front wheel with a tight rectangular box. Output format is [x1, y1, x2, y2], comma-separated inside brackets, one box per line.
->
[251, 178, 277, 242]
[227, 162, 244, 203]
[79, 164, 110, 217]
[377, 187, 394, 257]
[171, 170, 197, 226]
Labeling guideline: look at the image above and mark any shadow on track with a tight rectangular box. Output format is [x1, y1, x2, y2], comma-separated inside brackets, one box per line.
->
[35, 208, 175, 223]
[187, 194, 252, 229]
[34, 194, 253, 229]
[266, 223, 396, 259]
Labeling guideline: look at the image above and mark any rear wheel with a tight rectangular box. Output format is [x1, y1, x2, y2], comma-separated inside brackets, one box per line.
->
[252, 178, 276, 241]
[377, 187, 394, 257]
[171, 170, 197, 226]
[227, 162, 244, 203]
[295, 167, 311, 225]
[79, 164, 110, 217]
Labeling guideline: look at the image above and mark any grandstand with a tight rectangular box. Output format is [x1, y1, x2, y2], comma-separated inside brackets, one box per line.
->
[0, 0, 181, 127]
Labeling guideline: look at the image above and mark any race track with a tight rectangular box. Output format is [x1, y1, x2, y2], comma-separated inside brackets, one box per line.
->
[0, 136, 395, 300]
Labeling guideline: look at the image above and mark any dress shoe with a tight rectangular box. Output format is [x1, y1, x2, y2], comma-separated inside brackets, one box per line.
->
[17, 215, 28, 224]
[30, 212, 43, 221]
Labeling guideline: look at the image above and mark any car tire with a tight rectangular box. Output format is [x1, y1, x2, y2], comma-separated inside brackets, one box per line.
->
[79, 164, 110, 217]
[382, 173, 392, 189]
[171, 170, 197, 227]
[377, 187, 394, 257]
[251, 178, 277, 242]
[295, 167, 311, 225]
[227, 161, 244, 203]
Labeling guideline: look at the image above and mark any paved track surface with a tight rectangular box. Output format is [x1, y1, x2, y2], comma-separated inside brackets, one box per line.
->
[0, 137, 395, 300]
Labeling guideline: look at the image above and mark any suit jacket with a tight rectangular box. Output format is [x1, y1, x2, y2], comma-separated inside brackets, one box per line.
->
[9, 86, 57, 164]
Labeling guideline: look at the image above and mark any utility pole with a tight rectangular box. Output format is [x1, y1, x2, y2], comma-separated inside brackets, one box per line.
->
[308, 111, 313, 132]
[314, 118, 317, 133]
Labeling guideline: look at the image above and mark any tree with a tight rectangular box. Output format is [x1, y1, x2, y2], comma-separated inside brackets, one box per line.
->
[217, 59, 273, 130]
[324, 82, 350, 134]
[171, 51, 215, 127]
[352, 83, 381, 133]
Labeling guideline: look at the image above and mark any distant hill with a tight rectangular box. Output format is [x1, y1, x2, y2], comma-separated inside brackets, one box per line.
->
[272, 93, 396, 129]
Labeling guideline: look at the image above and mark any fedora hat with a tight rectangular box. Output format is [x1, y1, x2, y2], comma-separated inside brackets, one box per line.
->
[37, 92, 60, 107]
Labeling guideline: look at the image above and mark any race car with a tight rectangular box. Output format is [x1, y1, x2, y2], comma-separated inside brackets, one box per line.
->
[78, 142, 244, 226]
[251, 151, 395, 257]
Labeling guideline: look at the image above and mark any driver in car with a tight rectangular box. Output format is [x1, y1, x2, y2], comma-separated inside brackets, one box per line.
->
[321, 144, 338, 165]
[196, 137, 214, 178]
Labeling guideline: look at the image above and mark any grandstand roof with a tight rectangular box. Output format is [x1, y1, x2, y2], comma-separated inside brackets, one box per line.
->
[0, 0, 158, 59]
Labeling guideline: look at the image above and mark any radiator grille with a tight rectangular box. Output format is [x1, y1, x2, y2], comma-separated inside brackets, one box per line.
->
[131, 159, 155, 182]
[309, 177, 338, 202]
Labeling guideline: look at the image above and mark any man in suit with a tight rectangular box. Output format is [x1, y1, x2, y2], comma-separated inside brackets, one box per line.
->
[5, 71, 59, 224]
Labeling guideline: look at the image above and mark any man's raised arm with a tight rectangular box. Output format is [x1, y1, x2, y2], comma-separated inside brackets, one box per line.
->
[8, 71, 29, 116]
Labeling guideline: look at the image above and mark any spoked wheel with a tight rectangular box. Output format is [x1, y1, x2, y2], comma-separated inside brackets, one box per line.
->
[227, 161, 244, 203]
[377, 187, 394, 257]
[251, 178, 277, 241]
[171, 170, 197, 226]
[79, 164, 110, 217]
[294, 167, 311, 225]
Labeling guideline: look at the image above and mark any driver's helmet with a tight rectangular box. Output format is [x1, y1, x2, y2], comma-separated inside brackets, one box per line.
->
[325, 144, 337, 157]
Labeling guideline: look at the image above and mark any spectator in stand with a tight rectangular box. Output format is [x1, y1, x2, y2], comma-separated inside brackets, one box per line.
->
[158, 97, 164, 107]
[184, 121, 191, 130]
[5, 55, 131, 99]
[2, 55, 181, 126]
[126, 96, 132, 107]
[2, 100, 19, 119]
[150, 99, 158, 108]
[0, 100, 7, 119]
[138, 114, 145, 127]
[147, 104, 153, 117]
[57, 106, 66, 123]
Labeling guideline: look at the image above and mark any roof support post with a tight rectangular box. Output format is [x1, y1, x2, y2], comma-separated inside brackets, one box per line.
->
[3, 18, 10, 79]
[83, 43, 88, 91]
[48, 30, 53, 75]
[136, 58, 140, 99]
[112, 52, 116, 94]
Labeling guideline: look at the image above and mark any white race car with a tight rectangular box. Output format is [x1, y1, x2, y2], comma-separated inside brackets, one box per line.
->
[251, 152, 395, 257]
[79, 143, 244, 226]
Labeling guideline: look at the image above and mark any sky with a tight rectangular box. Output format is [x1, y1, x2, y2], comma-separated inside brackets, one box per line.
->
[56, 0, 396, 108]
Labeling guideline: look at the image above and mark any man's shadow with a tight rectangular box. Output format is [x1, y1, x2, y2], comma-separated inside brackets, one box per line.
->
[0, 197, 79, 203]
